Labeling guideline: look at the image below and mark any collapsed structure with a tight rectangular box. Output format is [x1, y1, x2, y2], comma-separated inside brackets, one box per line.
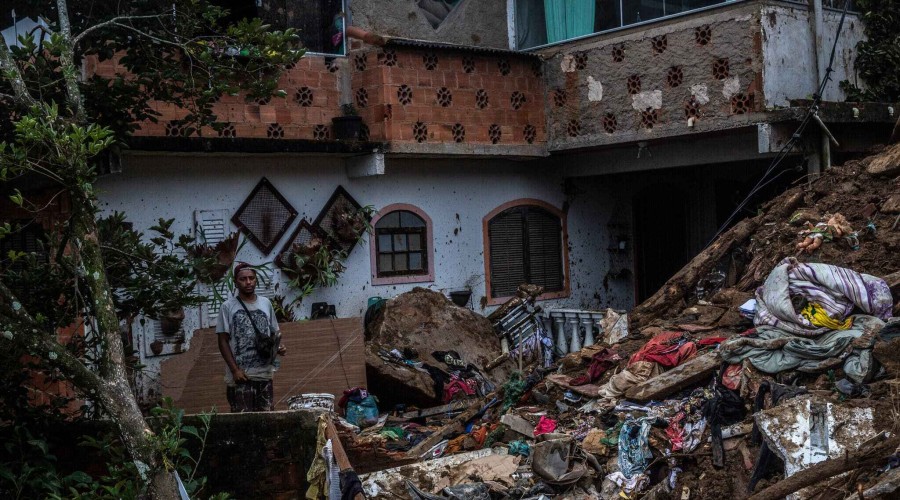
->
[302, 143, 899, 499]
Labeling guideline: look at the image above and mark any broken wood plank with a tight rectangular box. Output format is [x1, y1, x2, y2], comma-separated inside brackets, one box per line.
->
[404, 394, 493, 459]
[624, 351, 721, 402]
[325, 417, 365, 500]
[545, 373, 603, 398]
[852, 465, 900, 499]
[400, 399, 472, 419]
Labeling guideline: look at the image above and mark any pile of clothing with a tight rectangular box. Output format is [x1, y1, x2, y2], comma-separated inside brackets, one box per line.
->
[722, 258, 893, 383]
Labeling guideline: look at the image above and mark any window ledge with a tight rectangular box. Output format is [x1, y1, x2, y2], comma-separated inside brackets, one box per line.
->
[372, 273, 435, 286]
[486, 289, 569, 307]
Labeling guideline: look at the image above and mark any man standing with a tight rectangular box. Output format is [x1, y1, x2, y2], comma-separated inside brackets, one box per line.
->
[216, 263, 287, 412]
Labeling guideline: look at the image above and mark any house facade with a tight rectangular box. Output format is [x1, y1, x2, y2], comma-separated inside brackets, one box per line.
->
[4, 0, 896, 401]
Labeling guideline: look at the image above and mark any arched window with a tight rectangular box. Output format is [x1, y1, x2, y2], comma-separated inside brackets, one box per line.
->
[370, 204, 434, 285]
[484, 200, 568, 302]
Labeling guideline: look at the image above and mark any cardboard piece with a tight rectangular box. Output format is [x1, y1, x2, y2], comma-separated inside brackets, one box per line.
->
[161, 318, 366, 413]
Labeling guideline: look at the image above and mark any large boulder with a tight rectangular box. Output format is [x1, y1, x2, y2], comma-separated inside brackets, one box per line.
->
[365, 287, 506, 407]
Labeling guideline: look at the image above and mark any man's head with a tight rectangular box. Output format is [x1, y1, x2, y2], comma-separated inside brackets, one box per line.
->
[233, 263, 257, 297]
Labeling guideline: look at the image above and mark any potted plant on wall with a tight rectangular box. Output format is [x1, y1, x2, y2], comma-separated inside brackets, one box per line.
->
[332, 103, 364, 141]
[275, 229, 347, 299]
[185, 231, 241, 284]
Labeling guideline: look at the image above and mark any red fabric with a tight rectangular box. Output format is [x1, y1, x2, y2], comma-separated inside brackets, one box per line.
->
[697, 337, 727, 346]
[443, 376, 476, 403]
[721, 364, 742, 391]
[533, 415, 557, 436]
[665, 412, 687, 451]
[570, 348, 621, 386]
[629, 331, 697, 367]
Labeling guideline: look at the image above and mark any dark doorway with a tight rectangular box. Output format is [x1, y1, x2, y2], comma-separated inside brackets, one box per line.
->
[633, 184, 690, 303]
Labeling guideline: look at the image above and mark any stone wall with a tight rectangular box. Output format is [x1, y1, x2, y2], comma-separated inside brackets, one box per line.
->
[539, 3, 766, 151]
[350, 0, 509, 49]
[184, 410, 321, 499]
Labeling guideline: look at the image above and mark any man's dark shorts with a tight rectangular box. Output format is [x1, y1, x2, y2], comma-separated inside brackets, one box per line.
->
[227, 380, 274, 412]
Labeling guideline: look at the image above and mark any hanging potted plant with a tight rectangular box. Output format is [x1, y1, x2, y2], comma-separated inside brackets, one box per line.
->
[329, 204, 375, 245]
[275, 229, 347, 299]
[185, 232, 241, 284]
[332, 103, 364, 141]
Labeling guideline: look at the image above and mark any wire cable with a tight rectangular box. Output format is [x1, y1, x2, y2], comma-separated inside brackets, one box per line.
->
[704, 0, 853, 247]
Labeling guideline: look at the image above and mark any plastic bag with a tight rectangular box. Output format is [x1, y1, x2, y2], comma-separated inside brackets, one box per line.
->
[345, 395, 379, 428]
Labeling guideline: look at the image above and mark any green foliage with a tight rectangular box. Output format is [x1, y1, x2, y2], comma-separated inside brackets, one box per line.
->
[98, 213, 213, 321]
[840, 0, 900, 102]
[275, 205, 375, 307]
[0, 390, 223, 499]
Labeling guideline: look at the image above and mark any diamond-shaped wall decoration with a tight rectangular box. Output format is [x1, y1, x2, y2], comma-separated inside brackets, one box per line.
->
[231, 177, 298, 254]
[275, 219, 323, 268]
[312, 186, 367, 256]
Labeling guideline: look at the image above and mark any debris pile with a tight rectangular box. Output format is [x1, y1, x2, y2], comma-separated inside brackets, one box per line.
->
[310, 144, 900, 500]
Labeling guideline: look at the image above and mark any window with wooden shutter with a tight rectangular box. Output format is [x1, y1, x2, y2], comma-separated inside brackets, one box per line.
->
[195, 209, 230, 327]
[487, 204, 565, 299]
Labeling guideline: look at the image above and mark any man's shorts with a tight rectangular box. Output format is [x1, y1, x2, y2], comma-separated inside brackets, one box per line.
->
[226, 380, 274, 412]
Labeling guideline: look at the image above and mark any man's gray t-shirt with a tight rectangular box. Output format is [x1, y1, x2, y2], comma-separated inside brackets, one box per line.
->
[215, 295, 280, 386]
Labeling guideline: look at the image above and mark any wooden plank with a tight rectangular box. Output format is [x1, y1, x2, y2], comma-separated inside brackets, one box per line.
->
[161, 318, 366, 413]
[404, 394, 492, 459]
[624, 351, 721, 402]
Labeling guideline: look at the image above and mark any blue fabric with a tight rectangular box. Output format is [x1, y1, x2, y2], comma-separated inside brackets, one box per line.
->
[618, 417, 654, 478]
[544, 0, 596, 43]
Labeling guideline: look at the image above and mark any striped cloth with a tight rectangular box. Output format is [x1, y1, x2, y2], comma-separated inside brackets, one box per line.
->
[754, 258, 893, 337]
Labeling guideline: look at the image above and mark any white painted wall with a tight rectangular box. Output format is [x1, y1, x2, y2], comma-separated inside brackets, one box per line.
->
[97, 153, 627, 396]
[761, 5, 865, 108]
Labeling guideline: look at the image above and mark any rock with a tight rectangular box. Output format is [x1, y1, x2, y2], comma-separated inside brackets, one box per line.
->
[873, 337, 900, 376]
[365, 287, 506, 406]
[865, 142, 900, 177]
[624, 351, 721, 401]
[882, 194, 900, 214]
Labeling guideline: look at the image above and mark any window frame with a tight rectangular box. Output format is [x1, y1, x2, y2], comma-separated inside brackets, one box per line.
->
[483, 198, 570, 305]
[369, 204, 435, 286]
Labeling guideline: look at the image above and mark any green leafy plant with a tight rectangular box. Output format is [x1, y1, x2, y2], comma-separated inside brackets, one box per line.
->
[839, 0, 900, 102]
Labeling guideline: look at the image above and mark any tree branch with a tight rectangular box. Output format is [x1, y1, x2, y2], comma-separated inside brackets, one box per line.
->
[56, 0, 86, 121]
[0, 41, 38, 108]
[72, 14, 168, 46]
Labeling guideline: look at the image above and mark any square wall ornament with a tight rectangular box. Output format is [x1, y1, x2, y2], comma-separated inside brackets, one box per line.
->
[231, 177, 298, 255]
[312, 185, 368, 256]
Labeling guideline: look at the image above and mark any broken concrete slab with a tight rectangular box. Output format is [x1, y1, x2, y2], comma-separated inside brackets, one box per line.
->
[500, 414, 535, 438]
[161, 319, 366, 413]
[754, 395, 878, 479]
[366, 288, 507, 406]
[882, 194, 900, 214]
[624, 351, 721, 402]
[360, 448, 518, 498]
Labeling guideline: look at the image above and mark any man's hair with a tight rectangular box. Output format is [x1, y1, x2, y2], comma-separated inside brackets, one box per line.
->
[233, 262, 257, 281]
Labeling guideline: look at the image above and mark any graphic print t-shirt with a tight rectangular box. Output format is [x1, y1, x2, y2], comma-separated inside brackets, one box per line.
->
[215, 296, 280, 386]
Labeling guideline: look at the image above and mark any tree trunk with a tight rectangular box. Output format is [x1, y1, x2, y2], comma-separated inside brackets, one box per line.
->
[73, 208, 178, 499]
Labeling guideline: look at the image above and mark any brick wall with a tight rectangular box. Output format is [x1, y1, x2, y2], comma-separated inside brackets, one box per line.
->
[103, 45, 547, 150]
[0, 190, 82, 412]
[351, 46, 546, 147]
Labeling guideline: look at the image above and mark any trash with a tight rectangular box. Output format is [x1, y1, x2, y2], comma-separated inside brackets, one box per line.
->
[532, 437, 589, 485]
[625, 351, 721, 402]
[617, 417, 655, 478]
[738, 298, 757, 319]
[345, 394, 380, 428]
[507, 440, 530, 457]
[600, 308, 629, 344]
[533, 415, 557, 436]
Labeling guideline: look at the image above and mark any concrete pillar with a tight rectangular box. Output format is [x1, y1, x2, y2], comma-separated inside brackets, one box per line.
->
[566, 312, 581, 353]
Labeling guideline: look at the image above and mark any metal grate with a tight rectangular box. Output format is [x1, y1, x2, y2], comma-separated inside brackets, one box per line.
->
[281, 219, 320, 254]
[312, 186, 366, 256]
[231, 177, 297, 254]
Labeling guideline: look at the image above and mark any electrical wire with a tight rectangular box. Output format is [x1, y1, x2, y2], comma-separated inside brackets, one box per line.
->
[704, 0, 853, 247]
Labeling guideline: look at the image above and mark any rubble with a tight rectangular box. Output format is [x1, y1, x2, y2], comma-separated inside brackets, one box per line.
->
[307, 146, 900, 500]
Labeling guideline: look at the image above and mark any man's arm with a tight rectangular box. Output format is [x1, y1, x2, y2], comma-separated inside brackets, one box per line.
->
[217, 333, 248, 382]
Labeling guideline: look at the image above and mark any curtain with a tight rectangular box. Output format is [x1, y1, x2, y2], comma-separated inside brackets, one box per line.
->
[544, 0, 596, 43]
